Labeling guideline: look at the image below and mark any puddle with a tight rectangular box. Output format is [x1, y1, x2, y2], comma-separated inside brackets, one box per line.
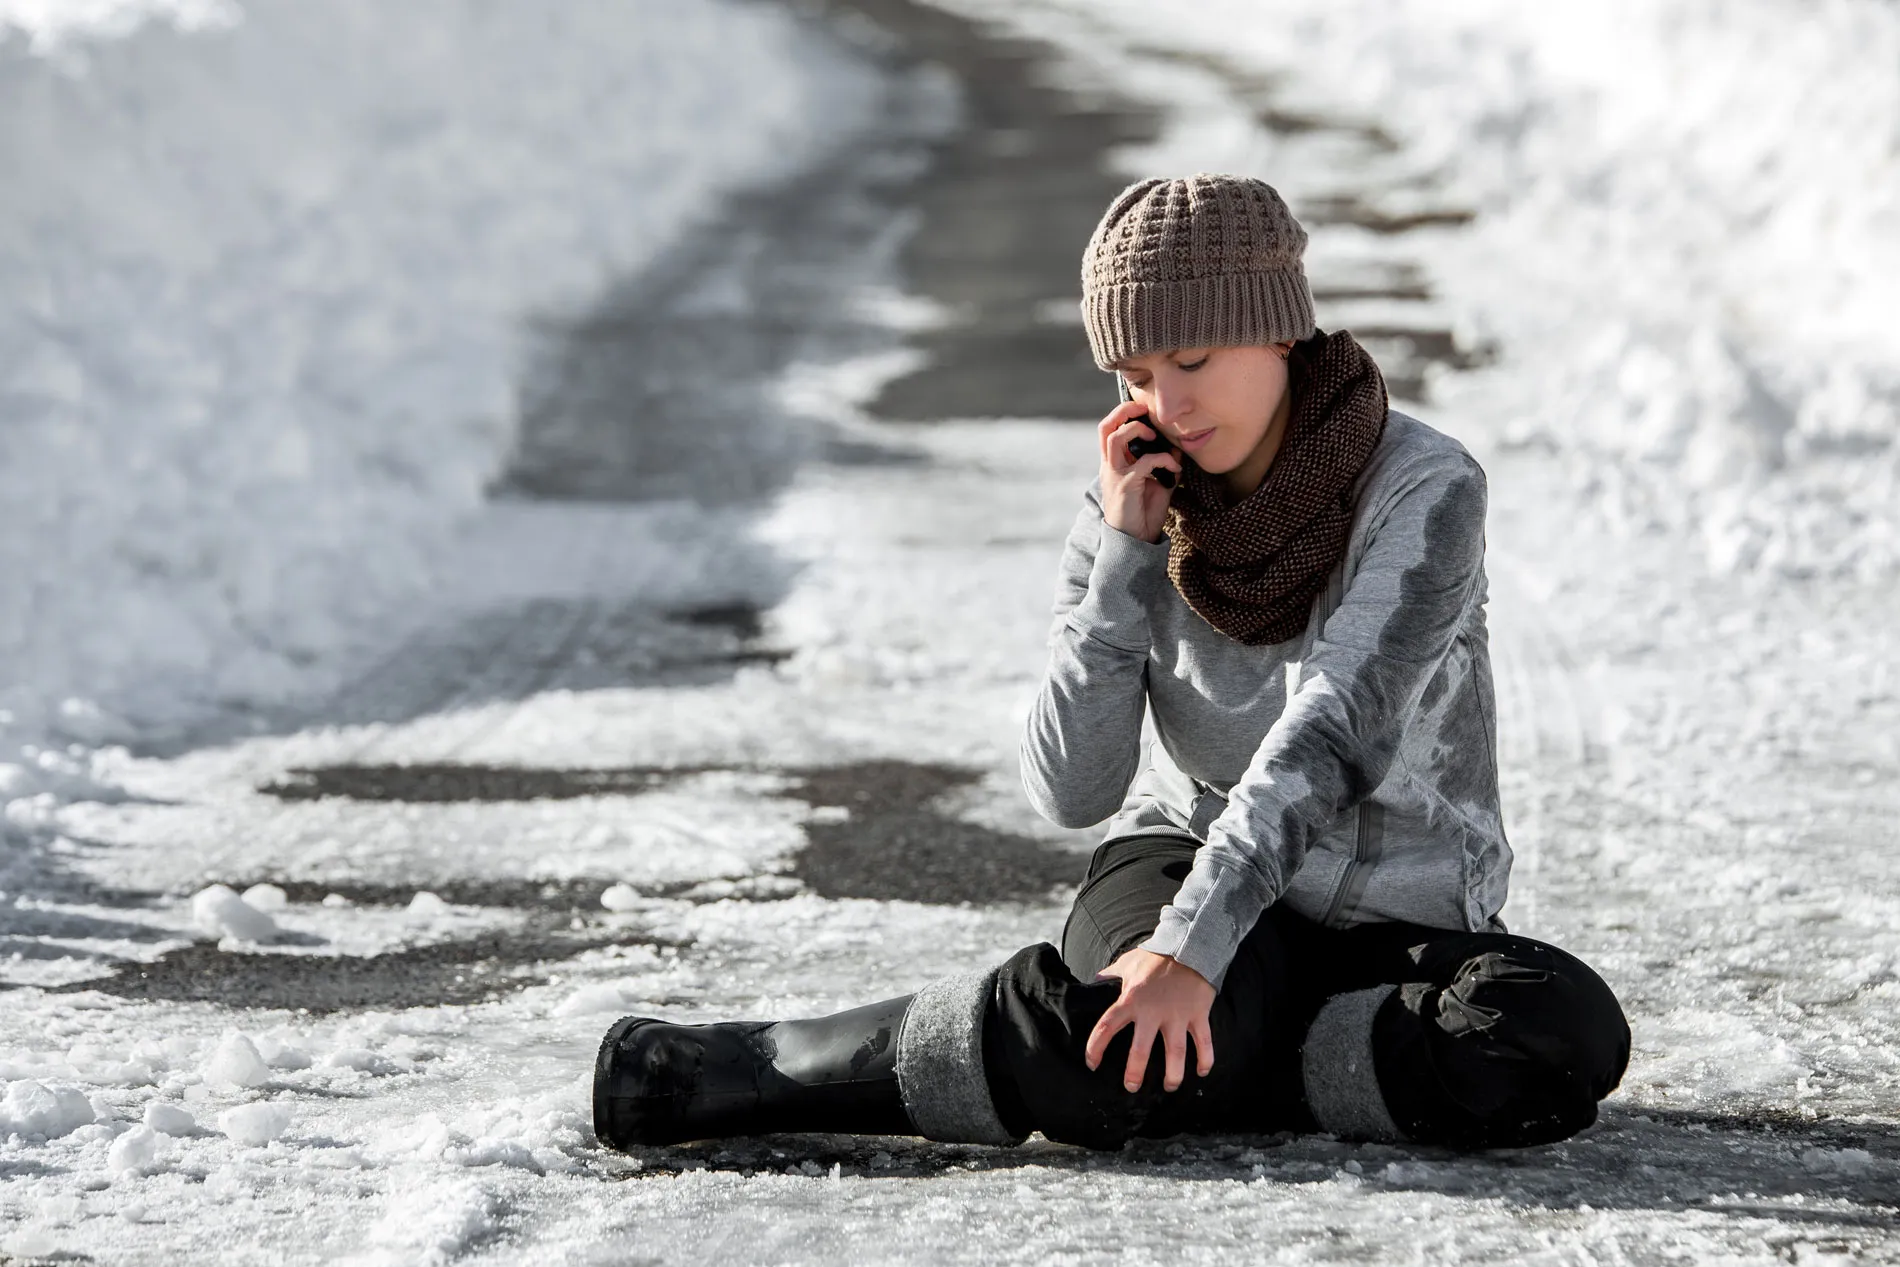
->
[791, 760, 1085, 905]
[259, 758, 1088, 908]
[820, 0, 1166, 421]
[260, 764, 714, 804]
[51, 925, 671, 1014]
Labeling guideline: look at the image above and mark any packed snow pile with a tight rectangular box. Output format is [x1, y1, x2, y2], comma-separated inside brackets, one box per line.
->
[0, 0, 883, 754]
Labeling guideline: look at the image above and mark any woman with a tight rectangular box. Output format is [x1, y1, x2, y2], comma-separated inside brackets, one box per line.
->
[594, 174, 1630, 1153]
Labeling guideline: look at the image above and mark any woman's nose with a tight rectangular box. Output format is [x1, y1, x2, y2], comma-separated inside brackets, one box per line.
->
[1152, 386, 1192, 433]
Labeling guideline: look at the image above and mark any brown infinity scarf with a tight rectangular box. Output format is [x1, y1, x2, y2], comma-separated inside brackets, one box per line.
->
[1162, 328, 1390, 646]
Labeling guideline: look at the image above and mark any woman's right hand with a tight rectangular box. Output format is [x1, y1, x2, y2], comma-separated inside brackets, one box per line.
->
[1098, 400, 1182, 544]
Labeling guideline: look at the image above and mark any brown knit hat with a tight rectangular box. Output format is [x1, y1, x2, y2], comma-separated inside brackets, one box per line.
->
[1080, 174, 1316, 370]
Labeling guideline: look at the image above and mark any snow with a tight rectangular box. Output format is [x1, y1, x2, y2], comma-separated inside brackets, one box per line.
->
[599, 883, 642, 913]
[216, 1101, 291, 1146]
[238, 882, 288, 913]
[2, 0, 1897, 1260]
[0, 1079, 94, 1138]
[142, 1101, 196, 1135]
[190, 884, 280, 943]
[106, 1123, 159, 1173]
[202, 1034, 272, 1089]
[0, 0, 884, 755]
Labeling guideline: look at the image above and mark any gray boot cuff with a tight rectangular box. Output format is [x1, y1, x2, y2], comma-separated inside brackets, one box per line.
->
[1302, 985, 1406, 1143]
[894, 969, 1027, 1147]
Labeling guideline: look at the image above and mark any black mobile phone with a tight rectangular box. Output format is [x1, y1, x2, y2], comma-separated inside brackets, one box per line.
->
[1115, 377, 1175, 489]
[1125, 419, 1176, 488]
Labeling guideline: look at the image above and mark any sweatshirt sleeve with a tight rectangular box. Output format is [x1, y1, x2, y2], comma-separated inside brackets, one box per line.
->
[1139, 453, 1490, 990]
[1019, 476, 1173, 829]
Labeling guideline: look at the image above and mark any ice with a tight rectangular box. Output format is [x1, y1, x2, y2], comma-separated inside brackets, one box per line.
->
[1801, 1147, 1876, 1176]
[1, 1227, 59, 1260]
[106, 1124, 158, 1175]
[252, 1034, 313, 1071]
[322, 1048, 401, 1076]
[599, 883, 641, 912]
[0, 1080, 94, 1138]
[202, 1034, 271, 1089]
[357, 1182, 504, 1266]
[189, 884, 279, 943]
[406, 890, 451, 917]
[216, 1102, 292, 1147]
[141, 1102, 195, 1136]
[238, 882, 288, 913]
[4, 0, 1897, 1259]
[550, 983, 636, 1018]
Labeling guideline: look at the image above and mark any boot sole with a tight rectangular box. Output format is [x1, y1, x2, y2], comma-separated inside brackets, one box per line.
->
[593, 1014, 662, 1151]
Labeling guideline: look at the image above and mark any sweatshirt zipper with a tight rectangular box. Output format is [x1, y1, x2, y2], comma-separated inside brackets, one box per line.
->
[1322, 801, 1384, 927]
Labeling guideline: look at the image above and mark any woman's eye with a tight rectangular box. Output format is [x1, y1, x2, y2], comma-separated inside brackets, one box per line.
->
[1178, 356, 1208, 372]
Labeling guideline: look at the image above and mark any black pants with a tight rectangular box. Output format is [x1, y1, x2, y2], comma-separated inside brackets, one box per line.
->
[979, 835, 1630, 1150]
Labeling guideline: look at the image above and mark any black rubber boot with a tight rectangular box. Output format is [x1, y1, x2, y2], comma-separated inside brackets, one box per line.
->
[593, 994, 917, 1148]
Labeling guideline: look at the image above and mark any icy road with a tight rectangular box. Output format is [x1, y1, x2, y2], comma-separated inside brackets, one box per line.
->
[2, 0, 1898, 1262]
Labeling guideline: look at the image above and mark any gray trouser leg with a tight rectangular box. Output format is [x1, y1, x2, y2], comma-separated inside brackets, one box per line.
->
[892, 969, 1027, 1147]
[1301, 985, 1406, 1142]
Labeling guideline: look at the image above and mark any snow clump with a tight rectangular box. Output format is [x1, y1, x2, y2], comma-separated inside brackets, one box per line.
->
[0, 1080, 94, 1138]
[203, 1034, 272, 1089]
[599, 883, 640, 912]
[142, 1102, 196, 1136]
[252, 1033, 313, 1071]
[238, 882, 288, 912]
[322, 1048, 401, 1076]
[107, 1125, 158, 1174]
[407, 890, 451, 917]
[190, 884, 279, 942]
[217, 1102, 292, 1146]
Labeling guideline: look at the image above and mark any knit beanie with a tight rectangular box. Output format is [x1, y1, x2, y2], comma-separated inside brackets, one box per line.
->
[1079, 174, 1316, 370]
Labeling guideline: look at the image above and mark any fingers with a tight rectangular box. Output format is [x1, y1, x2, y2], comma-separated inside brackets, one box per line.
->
[1190, 1014, 1215, 1077]
[1162, 1023, 1187, 1092]
[1123, 1019, 1157, 1094]
[1084, 1000, 1128, 1073]
[1134, 451, 1182, 482]
[1096, 399, 1150, 447]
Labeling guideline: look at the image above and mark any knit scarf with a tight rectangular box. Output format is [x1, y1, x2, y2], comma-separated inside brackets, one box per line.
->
[1162, 329, 1389, 646]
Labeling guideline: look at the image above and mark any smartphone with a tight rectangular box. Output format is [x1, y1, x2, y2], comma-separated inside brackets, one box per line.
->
[1115, 376, 1176, 489]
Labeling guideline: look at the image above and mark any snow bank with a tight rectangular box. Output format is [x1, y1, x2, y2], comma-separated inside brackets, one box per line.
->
[0, 0, 883, 751]
[0, 0, 235, 54]
[1039, 0, 1900, 581]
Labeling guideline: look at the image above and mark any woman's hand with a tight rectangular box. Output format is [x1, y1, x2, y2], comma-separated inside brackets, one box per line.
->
[1098, 400, 1181, 544]
[1084, 947, 1215, 1093]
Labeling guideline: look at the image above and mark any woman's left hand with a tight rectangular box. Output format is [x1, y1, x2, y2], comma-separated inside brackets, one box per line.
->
[1084, 947, 1216, 1093]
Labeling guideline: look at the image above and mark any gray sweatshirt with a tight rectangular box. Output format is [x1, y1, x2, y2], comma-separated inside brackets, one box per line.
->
[1020, 409, 1511, 990]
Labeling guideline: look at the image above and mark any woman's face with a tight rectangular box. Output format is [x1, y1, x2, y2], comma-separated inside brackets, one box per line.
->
[1112, 343, 1293, 478]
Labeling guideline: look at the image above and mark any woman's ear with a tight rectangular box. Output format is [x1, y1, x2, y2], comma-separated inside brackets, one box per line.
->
[1273, 340, 1294, 360]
